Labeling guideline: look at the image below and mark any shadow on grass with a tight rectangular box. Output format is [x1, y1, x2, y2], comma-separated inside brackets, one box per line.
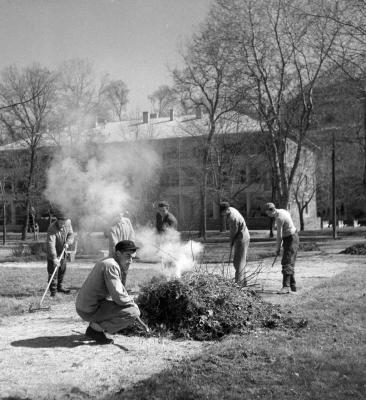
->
[11, 334, 128, 351]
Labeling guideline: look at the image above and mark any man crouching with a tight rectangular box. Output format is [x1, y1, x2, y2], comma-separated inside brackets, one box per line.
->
[76, 240, 149, 344]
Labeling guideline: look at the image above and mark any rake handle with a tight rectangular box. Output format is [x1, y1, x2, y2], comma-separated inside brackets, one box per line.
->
[38, 247, 67, 307]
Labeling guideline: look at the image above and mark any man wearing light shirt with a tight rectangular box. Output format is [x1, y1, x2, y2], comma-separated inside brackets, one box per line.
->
[220, 202, 250, 285]
[264, 203, 299, 294]
[76, 240, 149, 344]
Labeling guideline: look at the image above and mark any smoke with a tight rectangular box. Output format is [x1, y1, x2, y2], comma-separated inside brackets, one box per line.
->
[44, 142, 160, 231]
[44, 139, 204, 277]
[136, 226, 204, 278]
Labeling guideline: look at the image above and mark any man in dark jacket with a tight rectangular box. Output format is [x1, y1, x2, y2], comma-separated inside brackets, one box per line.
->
[46, 211, 74, 297]
[155, 200, 178, 234]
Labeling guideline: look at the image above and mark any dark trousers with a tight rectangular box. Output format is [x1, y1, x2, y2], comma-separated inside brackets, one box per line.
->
[47, 258, 67, 294]
[281, 232, 299, 290]
[283, 272, 296, 291]
[233, 230, 250, 285]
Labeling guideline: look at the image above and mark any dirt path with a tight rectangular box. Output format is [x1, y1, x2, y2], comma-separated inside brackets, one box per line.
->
[0, 302, 205, 399]
[0, 251, 365, 399]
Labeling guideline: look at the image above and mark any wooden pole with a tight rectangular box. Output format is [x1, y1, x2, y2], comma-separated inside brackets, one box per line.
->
[332, 131, 337, 239]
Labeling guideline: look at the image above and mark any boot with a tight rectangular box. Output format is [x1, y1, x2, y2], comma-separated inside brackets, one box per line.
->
[277, 286, 290, 294]
[290, 274, 297, 292]
[57, 286, 71, 294]
[85, 326, 114, 345]
[277, 273, 291, 294]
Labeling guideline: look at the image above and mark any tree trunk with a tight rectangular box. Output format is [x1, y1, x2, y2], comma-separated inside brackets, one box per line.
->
[199, 183, 207, 240]
[363, 95, 366, 186]
[2, 202, 6, 245]
[21, 147, 36, 240]
[220, 214, 227, 232]
[299, 208, 305, 231]
[199, 146, 211, 240]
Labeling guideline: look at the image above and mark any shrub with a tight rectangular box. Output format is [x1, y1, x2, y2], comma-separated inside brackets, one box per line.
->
[12, 244, 31, 257]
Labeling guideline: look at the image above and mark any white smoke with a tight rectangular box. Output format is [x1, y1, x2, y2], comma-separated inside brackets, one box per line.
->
[44, 143, 160, 231]
[136, 226, 204, 278]
[44, 140, 204, 277]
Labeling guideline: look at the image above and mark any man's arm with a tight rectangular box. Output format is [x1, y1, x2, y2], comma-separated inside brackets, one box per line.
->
[125, 218, 136, 241]
[276, 219, 283, 254]
[65, 221, 75, 247]
[229, 216, 242, 247]
[109, 227, 119, 251]
[168, 214, 178, 230]
[104, 265, 135, 307]
[46, 232, 58, 261]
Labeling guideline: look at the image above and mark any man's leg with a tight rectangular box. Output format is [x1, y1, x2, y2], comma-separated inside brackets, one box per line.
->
[47, 259, 57, 297]
[280, 234, 299, 293]
[233, 239, 248, 285]
[57, 258, 70, 294]
[91, 300, 140, 334]
[290, 274, 296, 292]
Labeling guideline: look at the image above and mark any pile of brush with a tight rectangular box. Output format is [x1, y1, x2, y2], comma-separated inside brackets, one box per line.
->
[134, 273, 305, 340]
[340, 242, 366, 255]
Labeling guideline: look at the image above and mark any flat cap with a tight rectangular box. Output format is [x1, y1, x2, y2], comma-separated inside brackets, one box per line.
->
[54, 210, 68, 220]
[264, 202, 276, 211]
[219, 202, 230, 212]
[115, 240, 139, 253]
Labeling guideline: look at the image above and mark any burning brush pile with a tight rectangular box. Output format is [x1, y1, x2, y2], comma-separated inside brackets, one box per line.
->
[134, 273, 307, 341]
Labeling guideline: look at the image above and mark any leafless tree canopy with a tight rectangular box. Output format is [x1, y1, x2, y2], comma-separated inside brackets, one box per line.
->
[99, 78, 129, 121]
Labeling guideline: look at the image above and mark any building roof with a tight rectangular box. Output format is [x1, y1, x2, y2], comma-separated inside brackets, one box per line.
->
[96, 112, 261, 142]
[0, 112, 261, 151]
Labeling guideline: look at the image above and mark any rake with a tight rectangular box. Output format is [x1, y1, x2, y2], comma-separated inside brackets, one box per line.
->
[260, 254, 278, 293]
[29, 247, 66, 313]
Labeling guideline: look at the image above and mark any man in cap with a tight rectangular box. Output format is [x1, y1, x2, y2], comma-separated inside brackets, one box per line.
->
[155, 200, 178, 234]
[76, 240, 149, 345]
[220, 202, 250, 285]
[264, 202, 299, 294]
[46, 211, 74, 297]
[107, 212, 135, 286]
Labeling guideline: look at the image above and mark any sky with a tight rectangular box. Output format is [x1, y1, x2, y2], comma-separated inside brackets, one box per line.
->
[0, 0, 212, 113]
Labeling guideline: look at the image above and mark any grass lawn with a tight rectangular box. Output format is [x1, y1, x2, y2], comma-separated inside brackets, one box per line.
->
[106, 265, 366, 400]
[0, 266, 160, 317]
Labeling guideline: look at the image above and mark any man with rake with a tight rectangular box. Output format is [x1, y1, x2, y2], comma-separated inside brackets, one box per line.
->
[264, 202, 299, 294]
[46, 211, 75, 297]
[220, 202, 250, 285]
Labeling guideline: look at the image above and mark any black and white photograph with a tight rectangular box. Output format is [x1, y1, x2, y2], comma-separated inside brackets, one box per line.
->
[0, 0, 365, 398]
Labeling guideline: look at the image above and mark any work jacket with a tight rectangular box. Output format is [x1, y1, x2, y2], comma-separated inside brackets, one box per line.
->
[75, 257, 135, 314]
[156, 211, 178, 234]
[108, 215, 135, 256]
[227, 207, 250, 246]
[46, 219, 74, 261]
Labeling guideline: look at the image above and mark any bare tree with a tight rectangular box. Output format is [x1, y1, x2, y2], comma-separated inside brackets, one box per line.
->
[99, 78, 129, 121]
[54, 58, 98, 142]
[213, 0, 342, 208]
[0, 63, 57, 239]
[314, 1, 366, 187]
[291, 150, 317, 230]
[148, 85, 176, 116]
[172, 21, 246, 239]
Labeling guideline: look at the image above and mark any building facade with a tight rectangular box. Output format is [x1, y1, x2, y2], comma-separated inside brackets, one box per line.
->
[0, 111, 319, 232]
